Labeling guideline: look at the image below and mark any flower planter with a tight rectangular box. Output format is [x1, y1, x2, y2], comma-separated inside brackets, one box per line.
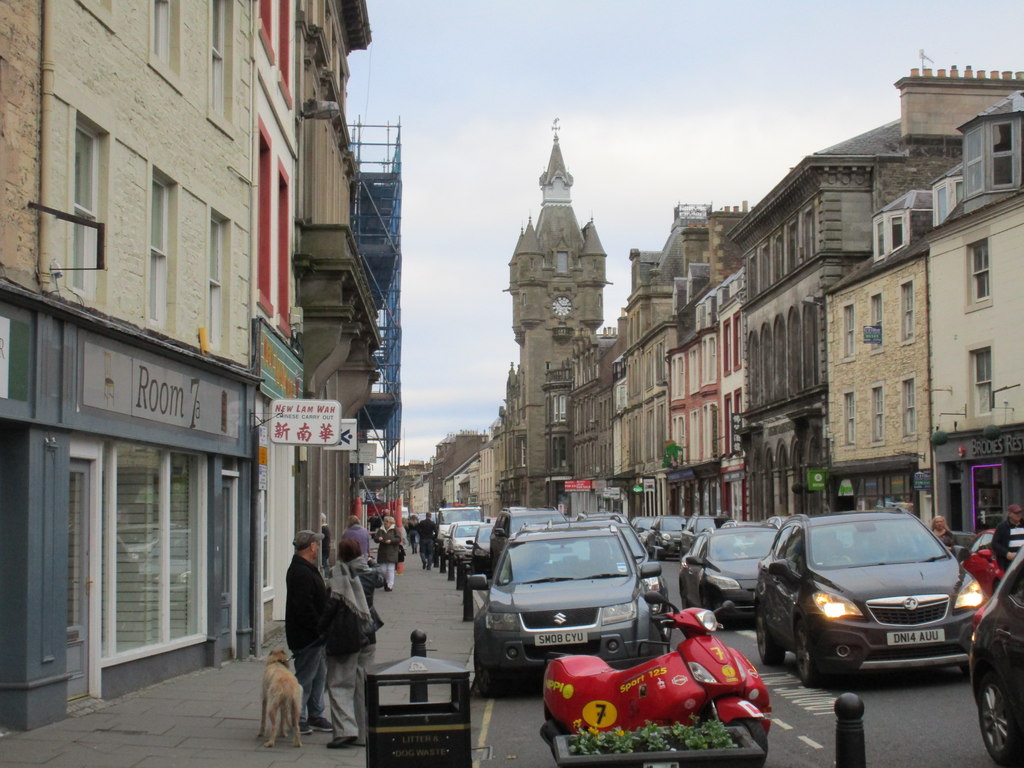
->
[548, 724, 766, 768]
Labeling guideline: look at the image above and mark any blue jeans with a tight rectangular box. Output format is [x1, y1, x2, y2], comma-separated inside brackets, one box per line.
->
[292, 643, 326, 722]
[408, 529, 421, 553]
[420, 537, 434, 568]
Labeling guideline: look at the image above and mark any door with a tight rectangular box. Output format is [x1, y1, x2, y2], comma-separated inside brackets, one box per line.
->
[66, 461, 91, 699]
[217, 473, 238, 661]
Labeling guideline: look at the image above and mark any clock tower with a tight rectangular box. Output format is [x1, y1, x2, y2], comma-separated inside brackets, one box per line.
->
[504, 130, 607, 507]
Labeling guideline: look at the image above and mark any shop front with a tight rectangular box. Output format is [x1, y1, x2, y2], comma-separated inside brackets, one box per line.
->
[933, 428, 1024, 534]
[828, 455, 918, 515]
[0, 290, 255, 730]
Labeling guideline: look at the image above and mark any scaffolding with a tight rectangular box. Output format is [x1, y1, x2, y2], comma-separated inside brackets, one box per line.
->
[351, 121, 402, 497]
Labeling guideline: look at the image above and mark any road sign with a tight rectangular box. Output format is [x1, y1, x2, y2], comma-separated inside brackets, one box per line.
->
[325, 419, 358, 451]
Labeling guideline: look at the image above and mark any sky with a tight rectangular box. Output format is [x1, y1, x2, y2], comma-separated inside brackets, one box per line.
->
[344, 0, 1023, 464]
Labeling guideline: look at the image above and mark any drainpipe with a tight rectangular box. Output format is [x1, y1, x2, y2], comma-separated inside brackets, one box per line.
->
[37, 0, 56, 291]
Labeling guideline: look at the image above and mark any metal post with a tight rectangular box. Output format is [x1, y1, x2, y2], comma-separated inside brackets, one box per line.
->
[410, 630, 427, 702]
[447, 553, 456, 581]
[455, 559, 466, 590]
[439, 550, 447, 574]
[834, 692, 866, 768]
[462, 572, 474, 621]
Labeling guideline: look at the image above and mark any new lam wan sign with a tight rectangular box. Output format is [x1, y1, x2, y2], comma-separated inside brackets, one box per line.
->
[269, 399, 343, 445]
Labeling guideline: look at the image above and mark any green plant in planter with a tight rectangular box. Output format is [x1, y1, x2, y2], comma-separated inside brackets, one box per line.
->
[568, 719, 737, 755]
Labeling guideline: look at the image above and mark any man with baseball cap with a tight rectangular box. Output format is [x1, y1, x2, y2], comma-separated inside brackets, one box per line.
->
[286, 529, 332, 734]
[992, 503, 1024, 574]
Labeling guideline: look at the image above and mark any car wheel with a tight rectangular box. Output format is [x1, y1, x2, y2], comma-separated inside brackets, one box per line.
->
[474, 655, 504, 698]
[794, 620, 824, 688]
[755, 606, 784, 665]
[977, 670, 1024, 766]
[736, 717, 769, 761]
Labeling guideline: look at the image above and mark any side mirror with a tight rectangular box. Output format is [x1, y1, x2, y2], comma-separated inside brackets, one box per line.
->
[685, 554, 706, 567]
[640, 561, 663, 578]
[952, 545, 970, 563]
[977, 547, 995, 561]
[492, 528, 507, 538]
[643, 591, 677, 612]
[768, 560, 795, 580]
[467, 574, 489, 590]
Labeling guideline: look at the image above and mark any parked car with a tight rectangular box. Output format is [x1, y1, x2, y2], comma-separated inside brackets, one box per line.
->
[679, 525, 778, 618]
[970, 552, 1024, 766]
[468, 525, 663, 696]
[678, 514, 733, 556]
[961, 529, 1004, 597]
[755, 510, 986, 687]
[445, 521, 487, 563]
[436, 506, 484, 555]
[470, 524, 494, 575]
[642, 515, 687, 560]
[630, 516, 657, 535]
[488, 507, 565, 571]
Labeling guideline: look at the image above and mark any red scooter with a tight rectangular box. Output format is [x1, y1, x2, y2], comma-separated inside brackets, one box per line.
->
[541, 595, 770, 759]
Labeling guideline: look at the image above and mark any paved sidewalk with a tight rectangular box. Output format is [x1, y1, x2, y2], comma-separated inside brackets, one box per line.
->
[0, 559, 477, 768]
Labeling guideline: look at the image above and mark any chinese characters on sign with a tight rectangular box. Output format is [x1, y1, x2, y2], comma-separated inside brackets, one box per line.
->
[269, 399, 343, 445]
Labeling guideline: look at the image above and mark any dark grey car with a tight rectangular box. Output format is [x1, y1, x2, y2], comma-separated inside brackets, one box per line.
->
[469, 526, 662, 696]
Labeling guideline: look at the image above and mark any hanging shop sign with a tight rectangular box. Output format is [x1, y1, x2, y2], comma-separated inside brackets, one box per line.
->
[269, 399, 342, 445]
[806, 468, 829, 492]
[565, 480, 593, 491]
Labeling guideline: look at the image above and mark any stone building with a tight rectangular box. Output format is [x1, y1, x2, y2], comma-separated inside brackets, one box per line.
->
[732, 67, 1022, 520]
[929, 90, 1024, 532]
[499, 133, 607, 508]
[429, 431, 488, 511]
[826, 190, 934, 516]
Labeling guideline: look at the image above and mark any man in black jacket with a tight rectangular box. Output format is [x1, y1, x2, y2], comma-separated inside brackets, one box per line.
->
[286, 529, 332, 735]
[992, 503, 1024, 573]
[416, 513, 438, 570]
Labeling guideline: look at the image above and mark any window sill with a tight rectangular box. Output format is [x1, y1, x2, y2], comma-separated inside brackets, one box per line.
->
[966, 299, 993, 314]
[148, 56, 183, 97]
[101, 634, 207, 667]
[206, 111, 236, 141]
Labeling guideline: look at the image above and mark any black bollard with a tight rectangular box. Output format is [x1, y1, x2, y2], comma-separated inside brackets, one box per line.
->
[410, 630, 428, 702]
[455, 559, 466, 590]
[447, 553, 456, 581]
[834, 692, 866, 768]
[462, 572, 474, 621]
[439, 550, 447, 574]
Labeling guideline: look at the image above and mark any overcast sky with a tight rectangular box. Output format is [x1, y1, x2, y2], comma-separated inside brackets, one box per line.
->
[345, 0, 1023, 464]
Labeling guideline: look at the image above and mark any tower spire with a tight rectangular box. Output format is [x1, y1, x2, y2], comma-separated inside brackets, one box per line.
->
[539, 121, 573, 206]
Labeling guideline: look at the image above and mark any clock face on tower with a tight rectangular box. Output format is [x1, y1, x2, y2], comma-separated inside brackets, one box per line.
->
[552, 295, 573, 318]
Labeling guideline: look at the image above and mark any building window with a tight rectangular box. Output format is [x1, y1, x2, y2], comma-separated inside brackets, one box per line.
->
[556, 251, 568, 273]
[965, 127, 984, 195]
[843, 304, 855, 358]
[801, 207, 814, 261]
[901, 282, 914, 341]
[871, 386, 884, 442]
[551, 436, 567, 469]
[972, 347, 992, 416]
[722, 319, 732, 375]
[154, 0, 170, 62]
[992, 121, 1015, 187]
[208, 215, 225, 350]
[902, 378, 917, 436]
[874, 219, 884, 259]
[970, 240, 990, 303]
[873, 212, 907, 260]
[277, 0, 290, 90]
[73, 122, 100, 295]
[844, 392, 855, 445]
[733, 318, 741, 371]
[277, 165, 290, 330]
[210, 0, 227, 114]
[108, 444, 202, 656]
[870, 292, 882, 326]
[552, 394, 567, 422]
[257, 125, 273, 313]
[149, 175, 170, 326]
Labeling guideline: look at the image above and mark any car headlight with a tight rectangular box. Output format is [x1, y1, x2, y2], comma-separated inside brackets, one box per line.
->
[955, 577, 986, 610]
[602, 601, 637, 625]
[811, 591, 863, 619]
[484, 611, 519, 631]
[661, 533, 672, 542]
[706, 573, 740, 590]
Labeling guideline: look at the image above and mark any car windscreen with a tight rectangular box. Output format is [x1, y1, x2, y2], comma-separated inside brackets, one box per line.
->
[658, 517, 685, 531]
[808, 517, 948, 568]
[708, 530, 777, 561]
[510, 512, 563, 533]
[496, 536, 630, 586]
[452, 523, 482, 538]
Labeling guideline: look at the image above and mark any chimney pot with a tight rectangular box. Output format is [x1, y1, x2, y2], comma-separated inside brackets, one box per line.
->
[990, 70, 999, 78]
[977, 70, 987, 79]
[923, 68, 932, 77]
[742, 200, 749, 212]
[1002, 71, 1012, 79]
[910, 68, 920, 77]
[937, 68, 946, 77]
[950, 65, 959, 77]
[965, 66, 974, 78]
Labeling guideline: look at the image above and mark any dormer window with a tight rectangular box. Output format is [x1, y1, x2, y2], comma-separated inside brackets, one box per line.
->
[872, 210, 908, 261]
[964, 117, 1021, 198]
[933, 175, 963, 225]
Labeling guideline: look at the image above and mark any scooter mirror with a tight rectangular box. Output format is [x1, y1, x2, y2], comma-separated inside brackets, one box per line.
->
[713, 600, 736, 618]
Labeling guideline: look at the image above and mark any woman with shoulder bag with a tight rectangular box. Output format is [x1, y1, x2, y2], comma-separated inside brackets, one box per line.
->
[319, 539, 385, 748]
[373, 515, 402, 591]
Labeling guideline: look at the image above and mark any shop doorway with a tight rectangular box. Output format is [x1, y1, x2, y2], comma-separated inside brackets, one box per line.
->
[217, 472, 238, 661]
[66, 460, 91, 699]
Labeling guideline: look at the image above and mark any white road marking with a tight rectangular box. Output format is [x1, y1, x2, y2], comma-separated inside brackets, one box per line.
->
[772, 718, 793, 730]
[736, 629, 756, 639]
[799, 735, 824, 749]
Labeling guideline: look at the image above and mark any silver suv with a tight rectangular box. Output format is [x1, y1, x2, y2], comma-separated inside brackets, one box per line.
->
[468, 526, 663, 696]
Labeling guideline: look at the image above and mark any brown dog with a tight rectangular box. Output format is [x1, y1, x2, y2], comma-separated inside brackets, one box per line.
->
[258, 649, 303, 748]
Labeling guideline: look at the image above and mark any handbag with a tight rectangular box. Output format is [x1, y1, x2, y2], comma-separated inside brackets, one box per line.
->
[324, 598, 366, 656]
[398, 545, 406, 563]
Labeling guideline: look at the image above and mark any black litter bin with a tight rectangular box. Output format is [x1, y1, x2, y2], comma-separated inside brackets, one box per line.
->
[366, 655, 471, 768]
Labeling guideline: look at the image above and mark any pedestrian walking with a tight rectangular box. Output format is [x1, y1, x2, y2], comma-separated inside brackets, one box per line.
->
[930, 516, 954, 549]
[992, 503, 1024, 573]
[407, 513, 421, 554]
[285, 529, 333, 735]
[341, 514, 372, 558]
[320, 513, 331, 571]
[416, 512, 438, 570]
[373, 515, 402, 590]
[320, 539, 385, 749]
